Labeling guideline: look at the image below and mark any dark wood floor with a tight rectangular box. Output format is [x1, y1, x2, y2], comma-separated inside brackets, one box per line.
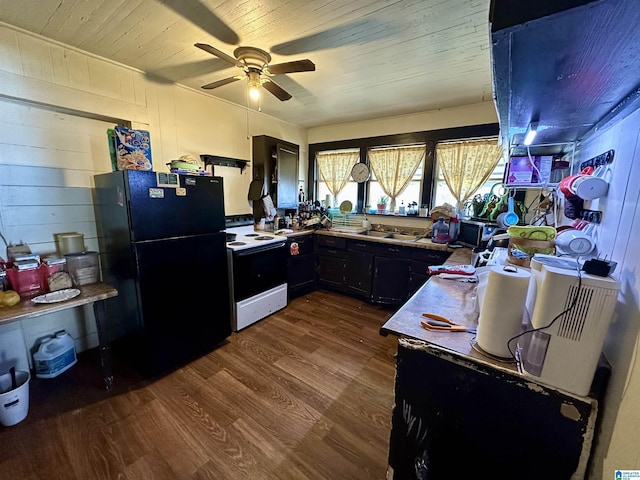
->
[0, 290, 399, 479]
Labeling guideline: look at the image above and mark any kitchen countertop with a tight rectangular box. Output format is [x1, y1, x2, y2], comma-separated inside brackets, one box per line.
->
[313, 228, 472, 264]
[379, 274, 514, 372]
[245, 225, 473, 265]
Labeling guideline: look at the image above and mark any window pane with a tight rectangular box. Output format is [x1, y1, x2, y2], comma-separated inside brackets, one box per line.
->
[315, 148, 360, 209]
[366, 145, 424, 213]
[433, 141, 505, 210]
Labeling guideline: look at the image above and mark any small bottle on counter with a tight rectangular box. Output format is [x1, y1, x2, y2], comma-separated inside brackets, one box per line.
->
[448, 216, 459, 242]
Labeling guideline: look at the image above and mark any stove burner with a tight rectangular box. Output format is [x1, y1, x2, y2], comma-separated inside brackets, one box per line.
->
[228, 241, 247, 246]
[255, 236, 275, 240]
[245, 233, 259, 237]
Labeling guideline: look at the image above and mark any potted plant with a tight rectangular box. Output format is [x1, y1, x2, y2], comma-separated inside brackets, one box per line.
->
[377, 196, 389, 214]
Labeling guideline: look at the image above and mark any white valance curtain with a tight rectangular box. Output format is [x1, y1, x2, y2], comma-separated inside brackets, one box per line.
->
[316, 149, 359, 206]
[368, 145, 425, 212]
[436, 138, 503, 211]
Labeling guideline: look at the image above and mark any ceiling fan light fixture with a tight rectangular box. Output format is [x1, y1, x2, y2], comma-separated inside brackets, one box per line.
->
[247, 70, 261, 100]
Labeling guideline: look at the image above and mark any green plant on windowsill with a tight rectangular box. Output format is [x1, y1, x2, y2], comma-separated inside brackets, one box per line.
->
[376, 196, 389, 213]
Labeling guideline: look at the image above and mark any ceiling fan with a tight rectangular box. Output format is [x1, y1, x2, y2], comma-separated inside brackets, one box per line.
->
[194, 43, 315, 101]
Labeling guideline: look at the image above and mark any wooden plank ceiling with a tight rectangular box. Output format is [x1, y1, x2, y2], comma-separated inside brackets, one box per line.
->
[0, 0, 494, 128]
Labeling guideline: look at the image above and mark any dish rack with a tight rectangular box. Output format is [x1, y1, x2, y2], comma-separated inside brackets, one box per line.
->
[330, 213, 366, 233]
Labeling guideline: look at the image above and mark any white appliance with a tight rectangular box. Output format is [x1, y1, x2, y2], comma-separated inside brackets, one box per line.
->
[225, 218, 288, 331]
[519, 262, 619, 396]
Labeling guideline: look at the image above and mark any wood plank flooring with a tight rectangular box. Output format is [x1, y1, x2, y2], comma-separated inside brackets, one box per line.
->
[0, 290, 399, 479]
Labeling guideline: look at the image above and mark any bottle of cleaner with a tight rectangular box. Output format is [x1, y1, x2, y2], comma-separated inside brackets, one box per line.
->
[448, 215, 459, 242]
[432, 217, 450, 244]
[33, 330, 77, 379]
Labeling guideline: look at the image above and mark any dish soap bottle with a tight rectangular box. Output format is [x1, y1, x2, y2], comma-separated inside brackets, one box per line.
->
[432, 217, 450, 244]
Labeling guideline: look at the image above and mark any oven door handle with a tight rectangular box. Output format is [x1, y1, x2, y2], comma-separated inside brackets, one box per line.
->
[234, 241, 286, 256]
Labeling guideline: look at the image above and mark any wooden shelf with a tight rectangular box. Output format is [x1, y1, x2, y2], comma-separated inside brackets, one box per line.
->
[199, 154, 249, 174]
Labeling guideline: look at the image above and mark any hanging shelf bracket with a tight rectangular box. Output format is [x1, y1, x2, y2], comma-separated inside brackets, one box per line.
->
[200, 154, 249, 175]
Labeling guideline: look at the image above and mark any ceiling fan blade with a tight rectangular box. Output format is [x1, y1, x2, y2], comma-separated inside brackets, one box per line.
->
[162, 0, 239, 45]
[194, 43, 241, 67]
[202, 76, 242, 90]
[267, 59, 315, 75]
[262, 80, 292, 101]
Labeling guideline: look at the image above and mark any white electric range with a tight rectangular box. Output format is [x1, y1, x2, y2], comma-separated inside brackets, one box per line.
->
[225, 225, 287, 251]
[224, 219, 288, 331]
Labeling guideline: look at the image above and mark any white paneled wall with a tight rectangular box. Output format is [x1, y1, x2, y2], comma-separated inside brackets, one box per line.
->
[0, 23, 307, 363]
[569, 109, 640, 478]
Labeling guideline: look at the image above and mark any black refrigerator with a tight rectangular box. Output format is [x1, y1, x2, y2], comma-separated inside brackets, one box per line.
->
[94, 170, 230, 377]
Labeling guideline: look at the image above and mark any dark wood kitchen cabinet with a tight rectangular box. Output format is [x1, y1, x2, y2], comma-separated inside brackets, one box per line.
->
[345, 239, 375, 300]
[372, 244, 412, 306]
[408, 249, 452, 297]
[286, 234, 317, 299]
[252, 135, 299, 211]
[317, 236, 347, 291]
[388, 339, 599, 480]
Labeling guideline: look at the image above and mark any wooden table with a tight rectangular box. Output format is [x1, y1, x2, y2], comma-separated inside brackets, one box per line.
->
[381, 275, 602, 480]
[0, 283, 118, 390]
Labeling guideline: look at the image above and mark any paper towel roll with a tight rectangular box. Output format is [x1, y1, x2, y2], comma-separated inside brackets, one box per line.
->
[476, 266, 531, 358]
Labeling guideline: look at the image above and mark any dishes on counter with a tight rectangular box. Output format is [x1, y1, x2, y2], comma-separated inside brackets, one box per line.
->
[31, 288, 81, 304]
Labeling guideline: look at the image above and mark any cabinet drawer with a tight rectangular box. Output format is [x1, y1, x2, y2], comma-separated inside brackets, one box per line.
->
[412, 248, 451, 264]
[317, 235, 346, 249]
[318, 247, 347, 259]
[347, 239, 376, 253]
[376, 243, 412, 259]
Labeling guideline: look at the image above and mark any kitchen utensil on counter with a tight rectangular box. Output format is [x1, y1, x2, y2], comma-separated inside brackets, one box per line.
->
[420, 313, 477, 333]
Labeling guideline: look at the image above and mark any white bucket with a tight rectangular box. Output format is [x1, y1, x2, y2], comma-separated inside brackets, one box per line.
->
[0, 370, 30, 427]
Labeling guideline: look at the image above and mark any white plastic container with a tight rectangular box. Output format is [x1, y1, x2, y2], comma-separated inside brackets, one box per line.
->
[64, 251, 99, 286]
[33, 331, 77, 379]
[0, 370, 30, 426]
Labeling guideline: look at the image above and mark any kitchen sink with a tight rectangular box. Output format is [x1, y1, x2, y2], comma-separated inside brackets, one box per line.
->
[357, 231, 419, 241]
[387, 233, 419, 241]
[360, 230, 391, 238]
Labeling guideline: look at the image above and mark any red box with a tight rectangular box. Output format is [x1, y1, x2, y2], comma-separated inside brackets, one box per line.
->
[6, 266, 46, 298]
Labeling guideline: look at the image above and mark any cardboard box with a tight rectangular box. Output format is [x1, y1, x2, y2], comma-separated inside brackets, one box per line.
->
[114, 126, 152, 171]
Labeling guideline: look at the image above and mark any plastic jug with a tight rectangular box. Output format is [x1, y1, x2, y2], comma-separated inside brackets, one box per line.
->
[432, 217, 450, 244]
[33, 330, 77, 379]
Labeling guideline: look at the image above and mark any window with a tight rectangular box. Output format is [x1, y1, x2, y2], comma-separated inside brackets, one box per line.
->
[308, 123, 499, 214]
[434, 156, 506, 207]
[316, 148, 360, 210]
[367, 144, 424, 213]
[432, 138, 505, 212]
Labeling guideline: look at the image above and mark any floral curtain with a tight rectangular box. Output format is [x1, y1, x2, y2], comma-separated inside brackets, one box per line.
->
[436, 138, 503, 211]
[316, 149, 359, 206]
[369, 145, 425, 212]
